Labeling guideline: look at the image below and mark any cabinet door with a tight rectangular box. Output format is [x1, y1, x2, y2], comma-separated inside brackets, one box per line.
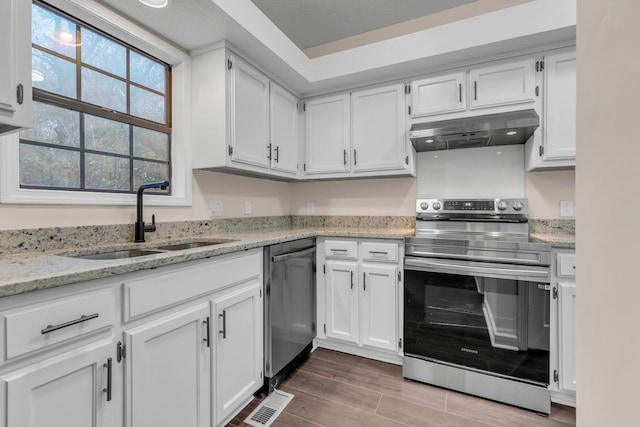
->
[213, 281, 262, 426]
[411, 72, 466, 117]
[0, 338, 114, 427]
[305, 93, 350, 174]
[325, 260, 359, 344]
[360, 264, 398, 351]
[469, 58, 536, 109]
[270, 83, 299, 175]
[543, 51, 576, 161]
[125, 303, 211, 427]
[559, 282, 576, 393]
[229, 55, 270, 168]
[0, 0, 32, 134]
[352, 84, 406, 172]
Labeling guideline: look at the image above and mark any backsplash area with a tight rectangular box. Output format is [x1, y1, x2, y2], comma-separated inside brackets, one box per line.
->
[0, 215, 413, 256]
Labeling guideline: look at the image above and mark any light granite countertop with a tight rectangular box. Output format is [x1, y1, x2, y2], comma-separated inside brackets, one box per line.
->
[529, 232, 576, 249]
[0, 226, 413, 298]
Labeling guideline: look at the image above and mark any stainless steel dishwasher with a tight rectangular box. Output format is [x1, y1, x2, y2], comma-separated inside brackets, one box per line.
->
[264, 238, 316, 393]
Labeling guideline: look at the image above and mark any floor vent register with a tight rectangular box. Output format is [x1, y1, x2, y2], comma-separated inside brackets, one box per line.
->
[244, 390, 294, 427]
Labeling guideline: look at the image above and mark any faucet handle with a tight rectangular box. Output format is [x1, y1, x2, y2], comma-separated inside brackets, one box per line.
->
[151, 214, 155, 226]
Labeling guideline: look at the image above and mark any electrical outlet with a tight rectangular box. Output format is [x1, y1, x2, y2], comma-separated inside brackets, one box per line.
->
[208, 200, 222, 217]
[244, 200, 252, 215]
[307, 202, 314, 214]
[560, 200, 573, 217]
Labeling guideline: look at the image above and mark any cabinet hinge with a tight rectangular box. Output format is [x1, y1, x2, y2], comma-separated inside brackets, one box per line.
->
[553, 286, 558, 300]
[408, 106, 412, 115]
[398, 271, 401, 282]
[117, 341, 126, 362]
[404, 84, 411, 95]
[539, 145, 544, 157]
[398, 338, 403, 349]
[536, 60, 545, 72]
[16, 84, 24, 105]
[303, 103, 306, 112]
[553, 369, 559, 383]
[324, 323, 327, 334]
[535, 85, 540, 97]
[405, 156, 409, 165]
[227, 58, 232, 70]
[228, 145, 233, 156]
[323, 264, 326, 274]
[303, 163, 306, 171]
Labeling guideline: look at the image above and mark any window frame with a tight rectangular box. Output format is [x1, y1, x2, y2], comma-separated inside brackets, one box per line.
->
[0, 0, 192, 207]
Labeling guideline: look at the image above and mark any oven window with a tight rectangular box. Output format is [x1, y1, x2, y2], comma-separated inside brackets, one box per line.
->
[404, 269, 549, 385]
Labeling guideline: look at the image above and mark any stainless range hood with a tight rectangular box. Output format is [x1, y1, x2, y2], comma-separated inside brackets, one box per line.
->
[410, 109, 540, 152]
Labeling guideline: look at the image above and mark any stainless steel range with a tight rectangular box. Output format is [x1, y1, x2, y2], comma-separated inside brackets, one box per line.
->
[403, 198, 552, 414]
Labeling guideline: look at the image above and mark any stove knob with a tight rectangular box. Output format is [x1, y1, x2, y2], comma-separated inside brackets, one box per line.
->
[512, 201, 524, 211]
[497, 201, 509, 211]
[432, 201, 442, 211]
[420, 202, 428, 210]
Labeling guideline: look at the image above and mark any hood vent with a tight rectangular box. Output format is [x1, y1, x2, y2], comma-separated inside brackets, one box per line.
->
[410, 109, 540, 152]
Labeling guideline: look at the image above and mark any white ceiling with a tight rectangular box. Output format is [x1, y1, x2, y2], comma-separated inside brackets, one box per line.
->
[248, 0, 478, 50]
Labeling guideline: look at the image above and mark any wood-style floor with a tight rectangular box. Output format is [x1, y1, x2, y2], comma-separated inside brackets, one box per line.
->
[227, 348, 576, 427]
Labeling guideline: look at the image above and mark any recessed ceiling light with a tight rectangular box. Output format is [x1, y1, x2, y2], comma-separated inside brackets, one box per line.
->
[506, 131, 518, 136]
[138, 0, 170, 8]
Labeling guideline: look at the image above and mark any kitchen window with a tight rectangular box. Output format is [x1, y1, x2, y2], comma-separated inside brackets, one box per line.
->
[0, 0, 191, 206]
[22, 1, 171, 194]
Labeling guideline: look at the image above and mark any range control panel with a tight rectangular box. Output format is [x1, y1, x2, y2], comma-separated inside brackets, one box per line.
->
[416, 198, 528, 215]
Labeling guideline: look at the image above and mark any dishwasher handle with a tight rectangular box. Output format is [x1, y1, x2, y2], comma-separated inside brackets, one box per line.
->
[271, 246, 316, 262]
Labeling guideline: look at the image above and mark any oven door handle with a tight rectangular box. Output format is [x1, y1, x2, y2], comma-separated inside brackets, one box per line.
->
[404, 257, 549, 281]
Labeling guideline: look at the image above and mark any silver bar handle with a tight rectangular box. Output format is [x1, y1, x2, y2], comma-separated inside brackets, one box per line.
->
[267, 143, 272, 160]
[343, 149, 347, 165]
[275, 146, 279, 163]
[103, 357, 112, 402]
[353, 149, 358, 165]
[459, 83, 462, 103]
[363, 272, 366, 291]
[368, 251, 388, 255]
[219, 311, 226, 339]
[272, 246, 315, 262]
[41, 313, 99, 334]
[405, 257, 548, 279]
[203, 317, 210, 347]
[474, 81, 478, 100]
[350, 271, 354, 289]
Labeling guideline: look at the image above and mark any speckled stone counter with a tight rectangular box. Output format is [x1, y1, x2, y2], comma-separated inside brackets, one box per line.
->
[529, 219, 576, 249]
[0, 219, 413, 298]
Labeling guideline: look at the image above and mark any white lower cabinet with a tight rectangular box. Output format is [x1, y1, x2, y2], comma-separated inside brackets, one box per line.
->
[0, 337, 115, 427]
[317, 238, 403, 364]
[124, 303, 211, 427]
[549, 248, 576, 406]
[212, 281, 263, 426]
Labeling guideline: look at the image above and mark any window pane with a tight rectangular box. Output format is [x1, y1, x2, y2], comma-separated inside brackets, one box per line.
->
[82, 28, 126, 78]
[32, 3, 77, 59]
[85, 115, 130, 155]
[130, 51, 166, 93]
[133, 127, 168, 161]
[81, 67, 126, 112]
[130, 86, 165, 123]
[20, 102, 80, 147]
[32, 48, 77, 98]
[20, 144, 80, 188]
[133, 160, 169, 191]
[85, 153, 130, 191]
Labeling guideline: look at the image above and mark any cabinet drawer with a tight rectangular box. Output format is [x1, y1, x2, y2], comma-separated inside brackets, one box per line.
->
[2, 288, 115, 360]
[360, 241, 398, 263]
[557, 253, 576, 278]
[123, 250, 262, 321]
[324, 240, 358, 259]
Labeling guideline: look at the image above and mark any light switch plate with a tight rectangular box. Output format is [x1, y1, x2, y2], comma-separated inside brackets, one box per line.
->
[209, 200, 222, 217]
[560, 200, 573, 217]
[307, 202, 314, 214]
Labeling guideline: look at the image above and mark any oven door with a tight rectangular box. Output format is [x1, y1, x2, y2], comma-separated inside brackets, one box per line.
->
[404, 256, 550, 385]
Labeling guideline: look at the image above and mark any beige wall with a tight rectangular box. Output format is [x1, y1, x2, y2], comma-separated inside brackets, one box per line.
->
[576, 2, 640, 426]
[526, 170, 576, 219]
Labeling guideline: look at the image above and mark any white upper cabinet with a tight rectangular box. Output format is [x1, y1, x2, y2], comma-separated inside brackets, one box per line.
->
[304, 84, 413, 179]
[525, 48, 576, 171]
[410, 71, 466, 117]
[351, 84, 407, 173]
[0, 0, 32, 135]
[191, 48, 300, 180]
[304, 93, 351, 175]
[228, 55, 270, 169]
[270, 83, 299, 175]
[469, 58, 536, 109]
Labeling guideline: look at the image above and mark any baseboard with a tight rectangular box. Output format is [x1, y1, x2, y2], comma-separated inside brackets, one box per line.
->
[314, 338, 403, 365]
[551, 389, 576, 407]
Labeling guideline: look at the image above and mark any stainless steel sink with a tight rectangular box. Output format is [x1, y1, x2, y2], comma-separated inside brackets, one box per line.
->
[153, 239, 236, 251]
[73, 249, 165, 260]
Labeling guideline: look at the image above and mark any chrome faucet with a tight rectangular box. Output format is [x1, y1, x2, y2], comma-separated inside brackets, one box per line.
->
[134, 180, 169, 243]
